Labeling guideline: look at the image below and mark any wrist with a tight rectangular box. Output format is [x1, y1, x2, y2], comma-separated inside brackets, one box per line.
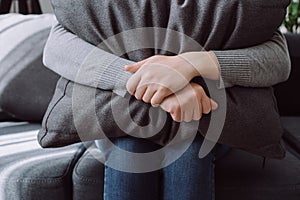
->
[207, 51, 220, 80]
[175, 55, 199, 79]
[179, 51, 220, 80]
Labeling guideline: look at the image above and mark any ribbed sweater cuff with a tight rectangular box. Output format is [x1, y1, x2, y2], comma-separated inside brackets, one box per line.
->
[212, 51, 251, 88]
[96, 56, 134, 97]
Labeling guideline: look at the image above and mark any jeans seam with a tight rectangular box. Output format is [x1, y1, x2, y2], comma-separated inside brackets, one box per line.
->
[104, 165, 108, 200]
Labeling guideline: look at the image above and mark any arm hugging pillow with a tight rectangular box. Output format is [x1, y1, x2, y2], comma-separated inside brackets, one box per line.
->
[38, 0, 290, 158]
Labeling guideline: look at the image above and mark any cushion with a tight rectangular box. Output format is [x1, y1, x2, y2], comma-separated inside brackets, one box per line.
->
[281, 117, 300, 159]
[39, 77, 284, 159]
[0, 14, 59, 122]
[39, 0, 289, 158]
[215, 148, 300, 200]
[69, 143, 300, 200]
[52, 0, 289, 51]
[0, 122, 85, 200]
[72, 144, 104, 200]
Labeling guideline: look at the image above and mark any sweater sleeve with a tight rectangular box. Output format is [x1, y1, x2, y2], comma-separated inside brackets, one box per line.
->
[43, 19, 133, 97]
[213, 31, 291, 88]
[44, 20, 291, 96]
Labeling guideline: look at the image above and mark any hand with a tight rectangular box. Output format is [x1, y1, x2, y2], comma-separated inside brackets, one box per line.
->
[160, 83, 218, 122]
[125, 55, 198, 106]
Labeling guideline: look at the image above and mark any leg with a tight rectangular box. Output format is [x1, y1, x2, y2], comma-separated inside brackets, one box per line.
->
[96, 138, 161, 200]
[162, 134, 217, 200]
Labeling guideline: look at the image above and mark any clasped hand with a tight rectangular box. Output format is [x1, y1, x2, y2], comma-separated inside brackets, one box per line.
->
[125, 53, 218, 122]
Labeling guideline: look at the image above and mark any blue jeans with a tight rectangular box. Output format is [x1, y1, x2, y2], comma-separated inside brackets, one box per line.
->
[96, 134, 229, 200]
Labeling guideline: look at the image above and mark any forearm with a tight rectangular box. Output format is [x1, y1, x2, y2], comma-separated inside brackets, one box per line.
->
[43, 19, 133, 97]
[44, 21, 290, 96]
[213, 31, 291, 88]
[180, 31, 291, 88]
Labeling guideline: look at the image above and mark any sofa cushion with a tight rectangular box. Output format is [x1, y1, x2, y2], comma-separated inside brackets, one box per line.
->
[0, 122, 85, 200]
[215, 148, 300, 200]
[281, 117, 300, 159]
[0, 14, 59, 122]
[72, 144, 104, 200]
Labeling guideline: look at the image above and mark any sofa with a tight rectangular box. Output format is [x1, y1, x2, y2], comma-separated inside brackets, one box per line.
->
[0, 3, 299, 200]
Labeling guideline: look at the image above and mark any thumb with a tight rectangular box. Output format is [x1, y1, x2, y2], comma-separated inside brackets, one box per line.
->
[210, 99, 218, 110]
[125, 59, 147, 73]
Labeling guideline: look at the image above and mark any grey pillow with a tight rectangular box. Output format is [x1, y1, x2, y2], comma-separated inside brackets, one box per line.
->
[39, 77, 285, 159]
[0, 14, 59, 122]
[38, 0, 288, 158]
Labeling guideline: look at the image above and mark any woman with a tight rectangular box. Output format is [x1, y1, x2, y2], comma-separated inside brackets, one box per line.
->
[43, 0, 290, 199]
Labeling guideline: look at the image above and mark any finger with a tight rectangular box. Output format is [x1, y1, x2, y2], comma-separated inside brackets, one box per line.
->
[124, 59, 148, 73]
[150, 88, 171, 107]
[202, 95, 212, 114]
[192, 91, 202, 120]
[197, 101, 203, 120]
[180, 98, 193, 122]
[142, 87, 157, 103]
[160, 100, 170, 112]
[124, 64, 140, 73]
[170, 103, 182, 122]
[193, 103, 201, 121]
[171, 112, 182, 122]
[126, 75, 141, 95]
[134, 85, 147, 100]
[210, 99, 218, 110]
[159, 95, 177, 113]
[183, 110, 193, 122]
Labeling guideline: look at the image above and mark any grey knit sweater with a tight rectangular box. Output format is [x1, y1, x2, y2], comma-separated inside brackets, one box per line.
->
[44, 0, 291, 97]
